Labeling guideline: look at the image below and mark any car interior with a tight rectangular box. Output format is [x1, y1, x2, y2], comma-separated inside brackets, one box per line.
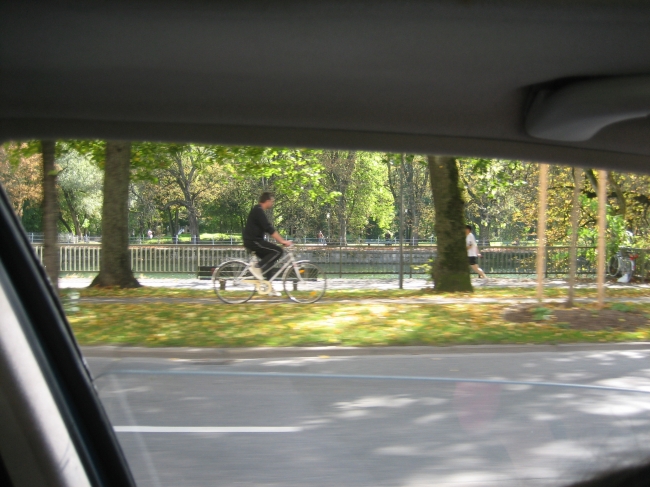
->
[1, 1, 650, 485]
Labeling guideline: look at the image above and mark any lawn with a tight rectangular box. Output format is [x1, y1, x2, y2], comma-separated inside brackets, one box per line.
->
[65, 293, 650, 348]
[66, 285, 650, 301]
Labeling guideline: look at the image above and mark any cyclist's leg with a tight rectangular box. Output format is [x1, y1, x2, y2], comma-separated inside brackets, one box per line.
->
[251, 240, 283, 279]
[242, 243, 263, 280]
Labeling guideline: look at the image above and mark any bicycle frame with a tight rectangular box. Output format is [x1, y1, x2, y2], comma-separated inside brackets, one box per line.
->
[236, 247, 305, 285]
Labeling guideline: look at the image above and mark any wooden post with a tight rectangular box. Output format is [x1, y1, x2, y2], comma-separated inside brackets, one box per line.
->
[536, 164, 549, 302]
[597, 169, 608, 308]
[567, 168, 583, 307]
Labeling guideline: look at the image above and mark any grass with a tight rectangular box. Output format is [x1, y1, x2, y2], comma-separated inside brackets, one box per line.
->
[65, 298, 650, 348]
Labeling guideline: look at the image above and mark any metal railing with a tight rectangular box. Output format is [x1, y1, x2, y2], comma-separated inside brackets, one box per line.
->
[29, 244, 650, 279]
[30, 233, 554, 247]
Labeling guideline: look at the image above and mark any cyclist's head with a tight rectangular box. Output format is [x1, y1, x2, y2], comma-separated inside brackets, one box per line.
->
[259, 192, 275, 209]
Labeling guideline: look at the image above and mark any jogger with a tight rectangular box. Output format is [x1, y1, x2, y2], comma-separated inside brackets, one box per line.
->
[465, 224, 487, 279]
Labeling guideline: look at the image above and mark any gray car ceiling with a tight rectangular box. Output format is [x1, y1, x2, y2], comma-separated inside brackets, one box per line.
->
[1, 0, 650, 171]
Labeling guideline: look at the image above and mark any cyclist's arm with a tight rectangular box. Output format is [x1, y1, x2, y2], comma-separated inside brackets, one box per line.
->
[270, 231, 292, 246]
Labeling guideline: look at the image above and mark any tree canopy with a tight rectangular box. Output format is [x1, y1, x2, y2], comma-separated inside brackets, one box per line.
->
[3, 140, 650, 252]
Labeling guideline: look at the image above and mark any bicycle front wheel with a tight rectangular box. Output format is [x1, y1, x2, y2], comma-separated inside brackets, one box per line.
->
[283, 262, 327, 303]
[213, 260, 256, 304]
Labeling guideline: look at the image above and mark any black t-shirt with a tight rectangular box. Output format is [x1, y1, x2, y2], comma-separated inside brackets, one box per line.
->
[243, 204, 276, 242]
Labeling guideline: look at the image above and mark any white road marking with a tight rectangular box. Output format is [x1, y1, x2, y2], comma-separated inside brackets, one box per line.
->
[114, 369, 650, 395]
[114, 426, 302, 433]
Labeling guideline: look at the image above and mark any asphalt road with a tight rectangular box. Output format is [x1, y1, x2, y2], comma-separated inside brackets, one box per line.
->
[86, 349, 650, 487]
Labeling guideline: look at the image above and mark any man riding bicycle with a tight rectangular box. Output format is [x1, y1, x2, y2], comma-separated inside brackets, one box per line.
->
[243, 192, 292, 282]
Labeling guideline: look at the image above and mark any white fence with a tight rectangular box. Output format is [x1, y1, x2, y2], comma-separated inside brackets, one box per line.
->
[34, 244, 648, 278]
[31, 245, 432, 275]
[32, 245, 248, 273]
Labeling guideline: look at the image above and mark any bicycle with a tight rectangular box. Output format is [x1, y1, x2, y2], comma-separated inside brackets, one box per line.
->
[212, 246, 327, 304]
[608, 248, 638, 280]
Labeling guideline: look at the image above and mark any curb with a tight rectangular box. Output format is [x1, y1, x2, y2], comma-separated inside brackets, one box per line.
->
[78, 296, 650, 305]
[80, 342, 650, 360]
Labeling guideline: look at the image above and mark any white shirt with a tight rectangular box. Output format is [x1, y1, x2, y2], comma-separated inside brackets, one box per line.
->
[466, 233, 478, 257]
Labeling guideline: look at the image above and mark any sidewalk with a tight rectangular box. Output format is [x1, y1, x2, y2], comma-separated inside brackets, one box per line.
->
[59, 276, 650, 291]
[77, 296, 650, 306]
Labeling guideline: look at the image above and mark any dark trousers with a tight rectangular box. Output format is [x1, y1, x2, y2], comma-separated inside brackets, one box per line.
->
[244, 240, 283, 279]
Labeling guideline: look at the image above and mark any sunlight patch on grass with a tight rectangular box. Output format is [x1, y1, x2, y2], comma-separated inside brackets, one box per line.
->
[66, 300, 650, 348]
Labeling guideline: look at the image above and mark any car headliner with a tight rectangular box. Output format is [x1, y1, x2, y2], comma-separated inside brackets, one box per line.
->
[1, 0, 650, 172]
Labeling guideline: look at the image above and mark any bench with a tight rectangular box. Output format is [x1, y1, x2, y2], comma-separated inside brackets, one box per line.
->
[197, 265, 218, 280]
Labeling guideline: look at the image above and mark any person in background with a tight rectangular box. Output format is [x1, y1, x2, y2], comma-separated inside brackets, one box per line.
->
[465, 224, 487, 279]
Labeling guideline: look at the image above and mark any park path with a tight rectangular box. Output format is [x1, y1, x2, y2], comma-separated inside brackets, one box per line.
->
[61, 276, 650, 305]
[60, 276, 650, 291]
[77, 296, 650, 305]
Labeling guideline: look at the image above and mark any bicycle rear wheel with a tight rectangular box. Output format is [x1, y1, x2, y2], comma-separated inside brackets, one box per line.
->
[283, 262, 326, 303]
[213, 260, 256, 304]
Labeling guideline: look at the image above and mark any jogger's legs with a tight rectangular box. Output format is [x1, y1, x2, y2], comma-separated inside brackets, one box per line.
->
[470, 264, 487, 279]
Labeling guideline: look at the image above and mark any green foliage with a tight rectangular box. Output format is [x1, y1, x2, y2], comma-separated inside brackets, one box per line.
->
[321, 151, 395, 242]
[532, 307, 552, 321]
[610, 302, 635, 313]
[577, 194, 633, 257]
[217, 146, 337, 202]
[4, 139, 650, 257]
[459, 158, 533, 244]
[57, 148, 103, 234]
[344, 152, 394, 235]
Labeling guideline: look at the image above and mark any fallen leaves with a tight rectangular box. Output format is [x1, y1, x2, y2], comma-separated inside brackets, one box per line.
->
[65, 293, 650, 348]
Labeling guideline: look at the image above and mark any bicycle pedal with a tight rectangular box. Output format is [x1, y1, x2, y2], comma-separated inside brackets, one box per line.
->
[256, 280, 272, 295]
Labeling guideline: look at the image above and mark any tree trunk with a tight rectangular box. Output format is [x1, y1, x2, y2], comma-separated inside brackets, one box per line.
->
[427, 156, 472, 292]
[412, 210, 419, 246]
[41, 140, 59, 293]
[478, 219, 490, 246]
[337, 195, 348, 245]
[608, 172, 626, 217]
[585, 169, 599, 194]
[90, 141, 140, 288]
[187, 207, 199, 240]
[62, 189, 83, 237]
[58, 215, 73, 234]
[167, 207, 176, 236]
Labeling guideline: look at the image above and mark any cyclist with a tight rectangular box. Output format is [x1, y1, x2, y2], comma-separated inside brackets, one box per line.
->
[243, 192, 292, 283]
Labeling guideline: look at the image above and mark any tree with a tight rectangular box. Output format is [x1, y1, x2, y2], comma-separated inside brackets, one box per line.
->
[385, 154, 431, 244]
[427, 156, 472, 292]
[137, 144, 226, 240]
[41, 141, 60, 292]
[90, 141, 140, 288]
[0, 144, 42, 220]
[458, 158, 531, 245]
[218, 146, 337, 239]
[320, 151, 392, 244]
[57, 148, 103, 237]
[2, 140, 66, 292]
